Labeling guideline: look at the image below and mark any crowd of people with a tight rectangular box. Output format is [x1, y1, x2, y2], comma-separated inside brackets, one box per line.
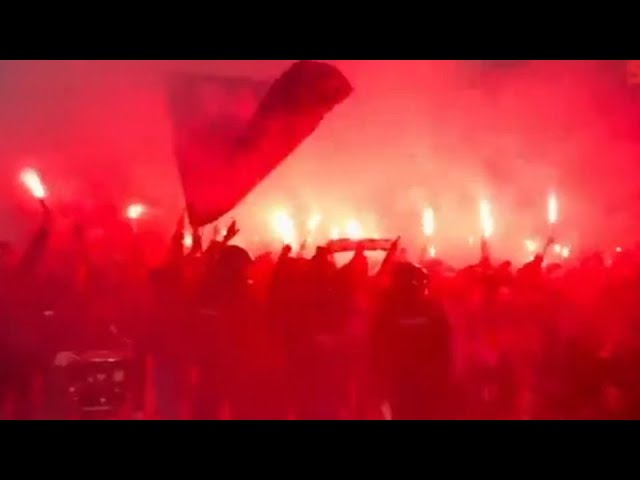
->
[2, 209, 640, 420]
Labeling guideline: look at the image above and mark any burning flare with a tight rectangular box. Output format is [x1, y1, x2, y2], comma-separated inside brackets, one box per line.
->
[422, 207, 435, 237]
[126, 203, 147, 220]
[345, 219, 363, 239]
[479, 200, 494, 239]
[183, 230, 194, 250]
[272, 210, 297, 246]
[548, 192, 558, 225]
[306, 214, 322, 234]
[20, 168, 47, 199]
[524, 239, 539, 253]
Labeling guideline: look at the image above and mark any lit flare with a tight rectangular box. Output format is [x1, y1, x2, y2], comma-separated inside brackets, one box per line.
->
[272, 210, 297, 246]
[20, 168, 47, 199]
[345, 219, 363, 239]
[125, 203, 147, 220]
[422, 207, 435, 237]
[480, 200, 494, 239]
[548, 192, 558, 225]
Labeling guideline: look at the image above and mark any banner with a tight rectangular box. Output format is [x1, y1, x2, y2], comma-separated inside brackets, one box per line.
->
[326, 238, 395, 253]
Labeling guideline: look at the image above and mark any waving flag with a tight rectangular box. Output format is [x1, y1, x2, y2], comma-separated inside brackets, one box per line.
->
[168, 61, 353, 227]
[168, 73, 269, 226]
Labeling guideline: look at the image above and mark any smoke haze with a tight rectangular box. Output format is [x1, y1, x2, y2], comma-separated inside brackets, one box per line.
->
[1, 60, 638, 264]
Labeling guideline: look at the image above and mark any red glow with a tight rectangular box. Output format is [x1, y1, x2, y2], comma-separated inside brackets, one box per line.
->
[3, 61, 640, 265]
[4, 61, 640, 421]
[20, 168, 47, 199]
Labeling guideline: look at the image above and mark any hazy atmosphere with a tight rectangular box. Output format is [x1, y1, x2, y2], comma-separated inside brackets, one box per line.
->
[2, 60, 639, 263]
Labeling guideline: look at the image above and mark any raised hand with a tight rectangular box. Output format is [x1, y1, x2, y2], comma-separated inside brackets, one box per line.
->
[223, 219, 240, 244]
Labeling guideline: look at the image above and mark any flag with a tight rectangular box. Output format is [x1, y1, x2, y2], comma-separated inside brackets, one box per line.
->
[168, 73, 269, 227]
[168, 61, 353, 227]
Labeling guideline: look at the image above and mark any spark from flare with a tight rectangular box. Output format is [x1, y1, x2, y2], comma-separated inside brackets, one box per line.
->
[422, 207, 435, 237]
[548, 192, 558, 225]
[20, 168, 47, 199]
[479, 200, 494, 239]
[561, 246, 571, 259]
[428, 245, 437, 258]
[553, 244, 562, 254]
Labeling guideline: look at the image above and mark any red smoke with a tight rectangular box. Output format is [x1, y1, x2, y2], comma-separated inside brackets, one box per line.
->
[1, 60, 639, 265]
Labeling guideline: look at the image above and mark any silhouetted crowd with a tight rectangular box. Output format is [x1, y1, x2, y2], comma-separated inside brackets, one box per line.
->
[3, 213, 640, 420]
